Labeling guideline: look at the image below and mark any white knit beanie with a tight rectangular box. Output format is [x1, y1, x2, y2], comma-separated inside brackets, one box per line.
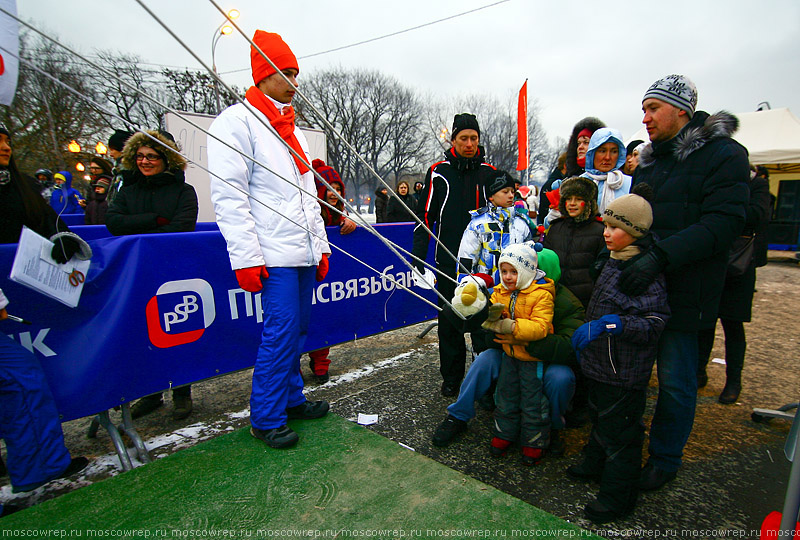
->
[497, 242, 546, 290]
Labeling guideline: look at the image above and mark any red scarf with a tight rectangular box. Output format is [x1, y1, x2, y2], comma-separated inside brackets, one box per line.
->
[245, 86, 309, 175]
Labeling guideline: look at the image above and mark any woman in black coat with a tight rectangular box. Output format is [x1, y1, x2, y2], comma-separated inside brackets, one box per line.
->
[106, 130, 198, 420]
[106, 131, 198, 236]
[386, 180, 417, 223]
[697, 167, 771, 404]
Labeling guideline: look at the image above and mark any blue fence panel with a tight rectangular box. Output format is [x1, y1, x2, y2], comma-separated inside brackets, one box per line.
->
[0, 223, 437, 421]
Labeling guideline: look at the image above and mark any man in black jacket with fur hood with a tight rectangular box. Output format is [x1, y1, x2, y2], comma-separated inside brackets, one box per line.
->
[622, 75, 749, 491]
[412, 113, 495, 397]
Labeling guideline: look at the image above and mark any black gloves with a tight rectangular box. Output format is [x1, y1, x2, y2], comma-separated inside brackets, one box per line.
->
[618, 246, 667, 296]
[51, 235, 82, 264]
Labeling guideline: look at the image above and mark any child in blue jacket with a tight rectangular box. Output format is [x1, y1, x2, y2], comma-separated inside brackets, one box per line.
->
[569, 193, 670, 524]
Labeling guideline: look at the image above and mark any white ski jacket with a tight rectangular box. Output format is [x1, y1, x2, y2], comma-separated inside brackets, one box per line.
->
[208, 101, 330, 270]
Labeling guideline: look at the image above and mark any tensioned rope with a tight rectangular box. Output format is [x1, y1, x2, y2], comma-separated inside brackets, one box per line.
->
[132, 0, 466, 311]
[203, 0, 472, 280]
[3, 4, 477, 319]
[221, 0, 511, 71]
[4, 45, 440, 312]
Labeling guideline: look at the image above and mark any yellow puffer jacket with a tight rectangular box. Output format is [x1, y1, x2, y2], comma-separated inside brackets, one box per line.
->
[489, 278, 556, 361]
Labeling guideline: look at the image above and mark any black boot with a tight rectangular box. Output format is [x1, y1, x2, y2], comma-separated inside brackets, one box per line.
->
[719, 334, 744, 404]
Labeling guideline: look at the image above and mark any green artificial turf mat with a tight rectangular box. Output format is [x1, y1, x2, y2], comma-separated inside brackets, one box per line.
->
[3, 414, 598, 538]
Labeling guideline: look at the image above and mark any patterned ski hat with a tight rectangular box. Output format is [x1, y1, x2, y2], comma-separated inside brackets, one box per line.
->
[498, 242, 546, 291]
[602, 194, 653, 239]
[643, 74, 698, 118]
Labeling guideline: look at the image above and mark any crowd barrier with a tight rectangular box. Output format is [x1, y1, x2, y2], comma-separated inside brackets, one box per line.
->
[1, 222, 437, 422]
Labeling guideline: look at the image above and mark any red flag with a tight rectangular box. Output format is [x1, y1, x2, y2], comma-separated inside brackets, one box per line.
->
[516, 80, 528, 171]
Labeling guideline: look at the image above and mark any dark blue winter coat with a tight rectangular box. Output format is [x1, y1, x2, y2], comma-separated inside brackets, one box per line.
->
[633, 111, 749, 331]
[580, 258, 670, 389]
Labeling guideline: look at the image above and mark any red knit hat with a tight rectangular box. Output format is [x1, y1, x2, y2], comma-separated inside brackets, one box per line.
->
[250, 30, 299, 86]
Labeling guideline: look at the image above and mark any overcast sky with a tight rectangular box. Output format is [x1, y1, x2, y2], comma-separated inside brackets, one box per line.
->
[19, 0, 800, 152]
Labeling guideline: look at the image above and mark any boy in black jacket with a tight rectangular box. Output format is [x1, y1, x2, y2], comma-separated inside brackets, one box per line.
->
[569, 193, 670, 524]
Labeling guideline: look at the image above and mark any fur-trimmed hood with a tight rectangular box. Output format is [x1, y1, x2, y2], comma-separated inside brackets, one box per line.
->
[121, 130, 187, 172]
[566, 117, 606, 177]
[638, 111, 740, 168]
[558, 175, 598, 222]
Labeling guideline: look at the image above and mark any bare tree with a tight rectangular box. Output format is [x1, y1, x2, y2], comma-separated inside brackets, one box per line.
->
[0, 32, 107, 176]
[296, 67, 429, 212]
[92, 51, 164, 130]
[424, 92, 553, 183]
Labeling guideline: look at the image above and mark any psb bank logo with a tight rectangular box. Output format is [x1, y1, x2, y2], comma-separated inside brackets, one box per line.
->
[145, 279, 216, 349]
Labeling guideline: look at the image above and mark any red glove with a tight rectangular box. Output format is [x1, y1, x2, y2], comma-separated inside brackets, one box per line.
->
[156, 216, 171, 226]
[316, 254, 329, 282]
[235, 266, 269, 292]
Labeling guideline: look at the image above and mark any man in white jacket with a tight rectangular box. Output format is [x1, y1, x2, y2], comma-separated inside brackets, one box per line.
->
[208, 31, 331, 449]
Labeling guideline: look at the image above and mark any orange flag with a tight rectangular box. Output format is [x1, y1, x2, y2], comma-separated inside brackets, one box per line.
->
[516, 80, 528, 171]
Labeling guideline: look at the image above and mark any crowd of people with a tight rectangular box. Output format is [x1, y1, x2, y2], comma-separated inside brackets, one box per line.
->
[0, 25, 773, 527]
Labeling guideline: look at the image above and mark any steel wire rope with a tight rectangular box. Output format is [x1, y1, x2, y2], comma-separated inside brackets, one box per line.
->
[219, 0, 511, 72]
[205, 0, 471, 287]
[6, 8, 453, 312]
[4, 45, 441, 312]
[136, 0, 468, 315]
[4, 5, 471, 319]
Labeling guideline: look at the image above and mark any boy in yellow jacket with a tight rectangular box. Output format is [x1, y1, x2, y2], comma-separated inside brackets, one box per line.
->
[482, 242, 555, 465]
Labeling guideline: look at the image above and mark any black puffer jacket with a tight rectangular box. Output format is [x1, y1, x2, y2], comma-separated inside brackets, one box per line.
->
[633, 110, 750, 331]
[543, 217, 605, 309]
[412, 146, 494, 270]
[106, 168, 198, 235]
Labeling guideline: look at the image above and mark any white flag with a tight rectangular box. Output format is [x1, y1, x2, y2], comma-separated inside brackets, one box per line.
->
[0, 0, 19, 106]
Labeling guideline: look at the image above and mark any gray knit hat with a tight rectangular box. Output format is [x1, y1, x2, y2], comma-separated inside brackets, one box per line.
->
[497, 242, 546, 291]
[643, 74, 698, 118]
[602, 194, 653, 239]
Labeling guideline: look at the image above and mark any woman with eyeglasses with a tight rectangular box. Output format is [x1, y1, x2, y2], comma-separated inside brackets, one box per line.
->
[106, 130, 199, 421]
[106, 130, 198, 236]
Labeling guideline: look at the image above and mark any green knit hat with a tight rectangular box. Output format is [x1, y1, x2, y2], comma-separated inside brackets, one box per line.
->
[536, 248, 561, 285]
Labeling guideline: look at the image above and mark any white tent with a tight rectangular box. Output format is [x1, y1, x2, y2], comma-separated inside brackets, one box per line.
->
[628, 108, 800, 187]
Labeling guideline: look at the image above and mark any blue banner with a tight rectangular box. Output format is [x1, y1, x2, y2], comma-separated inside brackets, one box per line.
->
[0, 223, 438, 421]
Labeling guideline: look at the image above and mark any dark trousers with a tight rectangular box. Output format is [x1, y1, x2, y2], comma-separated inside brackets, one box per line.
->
[697, 319, 746, 386]
[583, 379, 646, 513]
[437, 265, 467, 385]
[494, 356, 550, 448]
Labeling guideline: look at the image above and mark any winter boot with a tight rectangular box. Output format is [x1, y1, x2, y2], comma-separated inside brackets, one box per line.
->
[521, 446, 544, 466]
[432, 415, 467, 447]
[719, 338, 745, 404]
[130, 394, 164, 419]
[490, 437, 512, 457]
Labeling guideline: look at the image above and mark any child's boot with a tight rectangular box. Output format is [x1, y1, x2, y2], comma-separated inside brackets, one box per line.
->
[490, 437, 512, 457]
[521, 446, 544, 466]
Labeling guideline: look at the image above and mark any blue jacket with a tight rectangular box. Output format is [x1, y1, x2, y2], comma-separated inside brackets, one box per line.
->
[580, 258, 670, 389]
[49, 171, 84, 215]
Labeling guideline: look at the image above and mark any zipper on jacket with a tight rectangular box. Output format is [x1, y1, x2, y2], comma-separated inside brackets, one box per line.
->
[606, 335, 617, 375]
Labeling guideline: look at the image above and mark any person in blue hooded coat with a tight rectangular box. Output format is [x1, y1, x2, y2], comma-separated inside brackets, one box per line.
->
[581, 128, 632, 215]
[49, 171, 84, 215]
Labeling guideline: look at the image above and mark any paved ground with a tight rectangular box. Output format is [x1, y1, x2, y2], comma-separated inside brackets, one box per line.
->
[3, 256, 799, 536]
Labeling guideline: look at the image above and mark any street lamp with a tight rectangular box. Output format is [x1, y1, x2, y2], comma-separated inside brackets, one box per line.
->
[68, 140, 81, 153]
[211, 8, 239, 114]
[95, 142, 107, 155]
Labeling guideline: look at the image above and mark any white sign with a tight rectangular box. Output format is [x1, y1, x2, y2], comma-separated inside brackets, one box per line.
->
[0, 0, 19, 106]
[165, 111, 327, 223]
